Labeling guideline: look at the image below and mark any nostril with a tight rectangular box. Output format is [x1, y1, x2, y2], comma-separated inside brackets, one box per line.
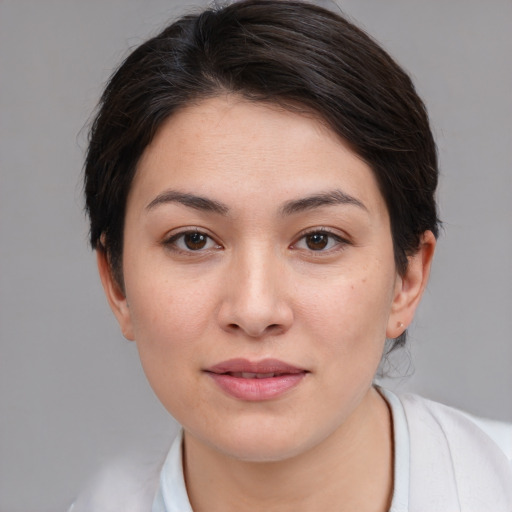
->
[265, 324, 283, 335]
[225, 322, 283, 337]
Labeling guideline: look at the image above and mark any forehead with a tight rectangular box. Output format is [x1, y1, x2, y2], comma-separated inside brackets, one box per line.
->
[130, 95, 386, 217]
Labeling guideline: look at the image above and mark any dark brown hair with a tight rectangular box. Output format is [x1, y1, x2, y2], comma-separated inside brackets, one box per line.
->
[84, 0, 440, 347]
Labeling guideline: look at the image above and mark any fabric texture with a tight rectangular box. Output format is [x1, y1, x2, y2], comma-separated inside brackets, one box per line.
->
[70, 391, 512, 511]
[403, 393, 512, 511]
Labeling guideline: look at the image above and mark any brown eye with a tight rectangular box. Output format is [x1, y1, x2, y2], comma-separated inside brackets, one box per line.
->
[293, 230, 348, 253]
[184, 232, 208, 250]
[164, 230, 219, 253]
[305, 233, 329, 251]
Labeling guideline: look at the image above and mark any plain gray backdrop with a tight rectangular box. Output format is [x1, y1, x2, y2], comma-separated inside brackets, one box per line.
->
[1, 1, 511, 510]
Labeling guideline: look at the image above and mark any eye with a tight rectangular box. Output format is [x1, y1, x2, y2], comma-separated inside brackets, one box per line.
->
[293, 230, 348, 252]
[164, 230, 221, 252]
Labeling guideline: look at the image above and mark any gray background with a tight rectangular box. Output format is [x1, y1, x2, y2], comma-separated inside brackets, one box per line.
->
[1, 0, 511, 510]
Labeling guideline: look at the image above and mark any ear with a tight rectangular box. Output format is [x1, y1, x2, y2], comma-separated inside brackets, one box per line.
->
[386, 231, 436, 339]
[96, 248, 135, 341]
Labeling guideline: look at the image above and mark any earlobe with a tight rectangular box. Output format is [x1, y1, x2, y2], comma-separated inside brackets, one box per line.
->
[386, 231, 436, 339]
[96, 249, 135, 341]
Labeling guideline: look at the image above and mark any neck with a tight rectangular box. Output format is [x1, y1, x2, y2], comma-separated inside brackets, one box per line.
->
[183, 387, 393, 512]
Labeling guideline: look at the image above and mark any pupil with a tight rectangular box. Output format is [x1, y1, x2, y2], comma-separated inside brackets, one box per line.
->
[307, 233, 328, 250]
[185, 233, 207, 250]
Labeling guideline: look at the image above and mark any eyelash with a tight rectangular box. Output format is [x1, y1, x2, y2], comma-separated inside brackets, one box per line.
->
[162, 229, 222, 254]
[162, 228, 350, 255]
[291, 228, 350, 254]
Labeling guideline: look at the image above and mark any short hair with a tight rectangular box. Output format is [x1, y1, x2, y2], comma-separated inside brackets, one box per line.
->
[84, 0, 440, 348]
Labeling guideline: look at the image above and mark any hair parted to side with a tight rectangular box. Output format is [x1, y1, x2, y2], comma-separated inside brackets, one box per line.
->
[84, 0, 440, 349]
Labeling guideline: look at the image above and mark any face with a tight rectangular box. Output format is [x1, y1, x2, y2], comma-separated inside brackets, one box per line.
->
[100, 96, 430, 463]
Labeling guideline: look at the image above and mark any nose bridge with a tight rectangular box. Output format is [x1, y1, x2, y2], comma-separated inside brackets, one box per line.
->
[219, 240, 292, 337]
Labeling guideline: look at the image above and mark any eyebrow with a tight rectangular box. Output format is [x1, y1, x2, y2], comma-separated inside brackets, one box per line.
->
[146, 190, 230, 215]
[145, 188, 367, 216]
[280, 189, 368, 216]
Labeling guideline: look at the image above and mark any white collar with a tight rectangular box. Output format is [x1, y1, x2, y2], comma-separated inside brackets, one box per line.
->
[153, 388, 410, 512]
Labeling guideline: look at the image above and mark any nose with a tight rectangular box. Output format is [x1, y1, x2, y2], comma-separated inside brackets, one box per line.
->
[217, 248, 294, 338]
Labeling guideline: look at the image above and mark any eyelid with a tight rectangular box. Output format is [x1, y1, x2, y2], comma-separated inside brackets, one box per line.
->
[160, 226, 350, 254]
[291, 227, 351, 252]
[162, 227, 223, 253]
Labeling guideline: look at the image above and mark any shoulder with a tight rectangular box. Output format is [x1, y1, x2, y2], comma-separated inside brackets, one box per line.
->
[400, 393, 512, 460]
[398, 393, 512, 510]
[69, 453, 162, 512]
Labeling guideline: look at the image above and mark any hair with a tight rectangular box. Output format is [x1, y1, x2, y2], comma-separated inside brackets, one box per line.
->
[84, 0, 440, 348]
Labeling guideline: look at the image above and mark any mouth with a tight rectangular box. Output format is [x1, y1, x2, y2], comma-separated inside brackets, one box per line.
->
[224, 372, 290, 379]
[205, 358, 308, 401]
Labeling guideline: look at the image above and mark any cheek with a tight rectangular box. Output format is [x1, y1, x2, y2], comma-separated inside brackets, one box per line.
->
[124, 250, 215, 331]
[127, 284, 215, 414]
[295, 268, 395, 357]
[293, 274, 393, 416]
[124, 267, 218, 376]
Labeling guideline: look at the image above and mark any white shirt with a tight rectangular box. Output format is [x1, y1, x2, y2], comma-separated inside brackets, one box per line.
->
[70, 390, 512, 511]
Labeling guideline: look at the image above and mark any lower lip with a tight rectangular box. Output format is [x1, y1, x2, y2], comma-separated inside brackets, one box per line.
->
[207, 372, 306, 401]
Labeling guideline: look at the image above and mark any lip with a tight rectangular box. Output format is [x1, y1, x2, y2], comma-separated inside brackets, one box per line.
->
[205, 358, 308, 401]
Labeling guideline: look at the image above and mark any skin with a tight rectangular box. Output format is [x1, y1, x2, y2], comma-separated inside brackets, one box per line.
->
[98, 96, 435, 512]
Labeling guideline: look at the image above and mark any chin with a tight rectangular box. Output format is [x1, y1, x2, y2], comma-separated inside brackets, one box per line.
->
[198, 420, 326, 464]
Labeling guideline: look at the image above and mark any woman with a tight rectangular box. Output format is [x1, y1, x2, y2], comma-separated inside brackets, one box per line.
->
[73, 1, 512, 510]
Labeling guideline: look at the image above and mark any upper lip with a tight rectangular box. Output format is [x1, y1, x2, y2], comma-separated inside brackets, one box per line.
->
[206, 358, 307, 375]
